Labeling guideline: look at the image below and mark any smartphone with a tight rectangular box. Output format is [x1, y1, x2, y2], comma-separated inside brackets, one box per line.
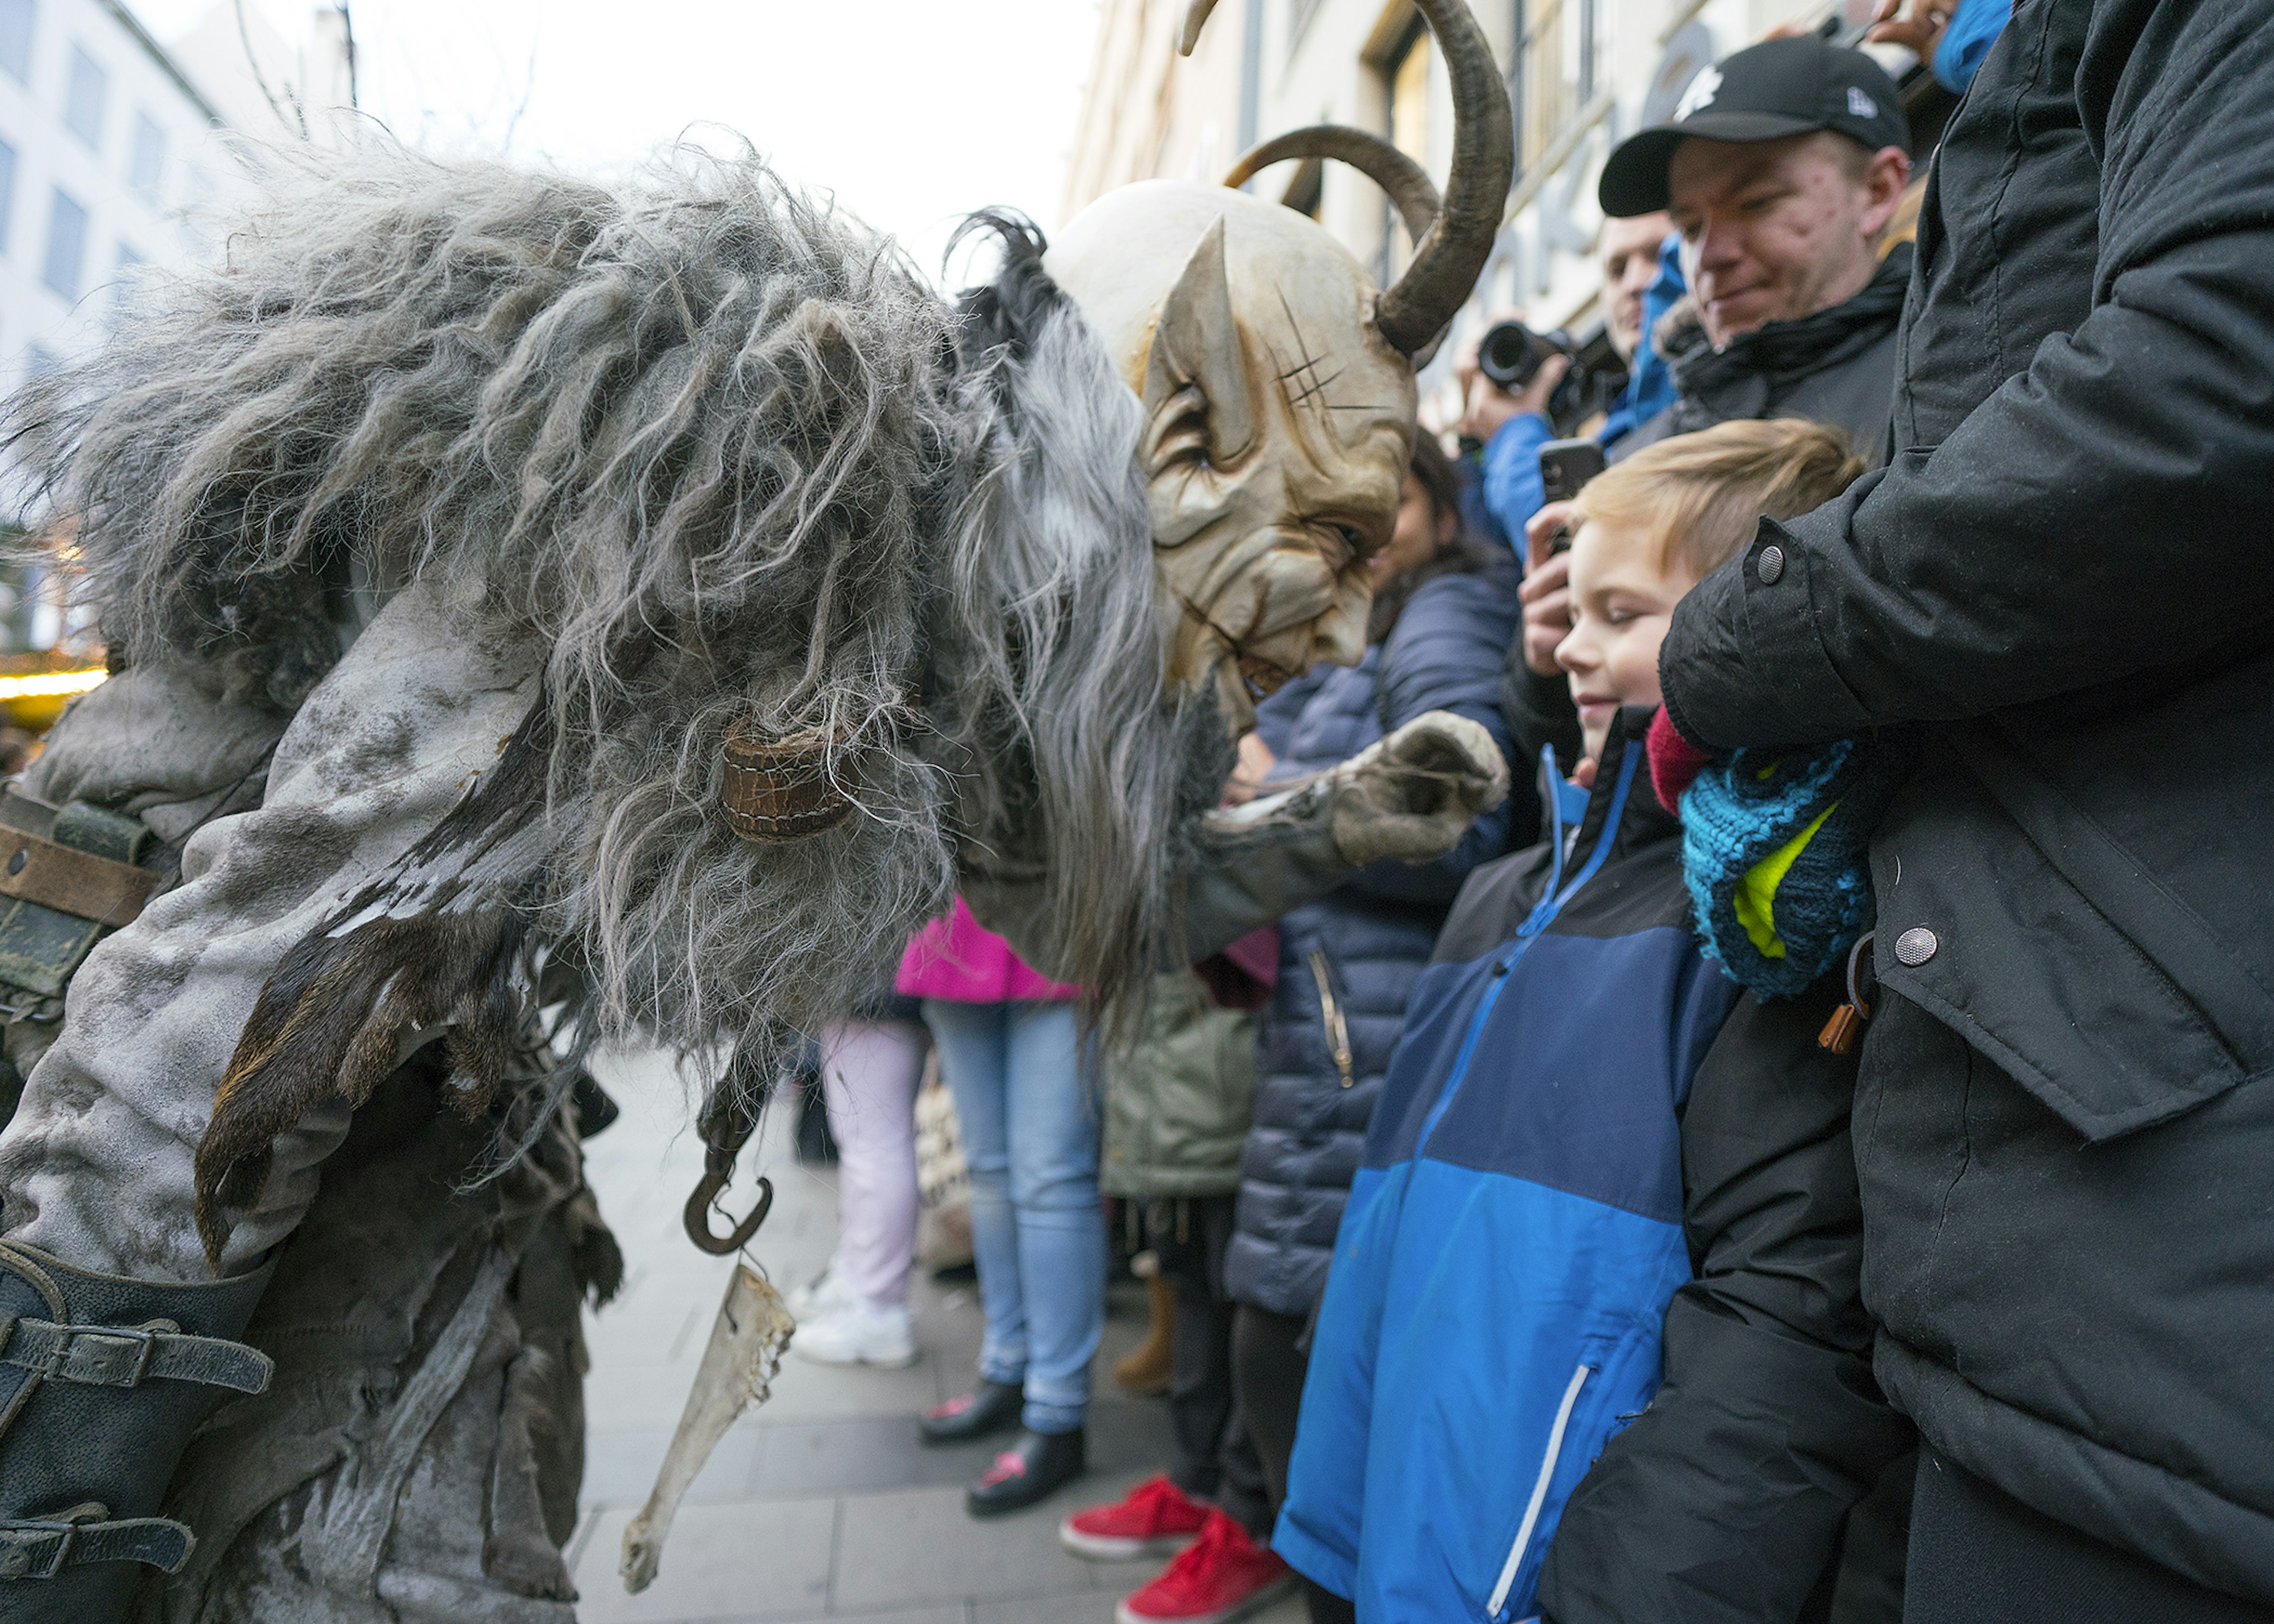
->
[1539, 438, 1607, 505]
[1538, 438, 1607, 556]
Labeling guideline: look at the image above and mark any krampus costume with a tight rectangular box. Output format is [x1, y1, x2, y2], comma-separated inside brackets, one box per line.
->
[0, 3, 1513, 1617]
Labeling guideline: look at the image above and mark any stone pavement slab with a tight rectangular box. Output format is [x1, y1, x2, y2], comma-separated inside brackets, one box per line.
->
[574, 1047, 1308, 1624]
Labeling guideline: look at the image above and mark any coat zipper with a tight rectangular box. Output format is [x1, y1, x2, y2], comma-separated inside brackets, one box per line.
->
[1308, 949, 1356, 1088]
[1415, 745, 1643, 1159]
[1486, 1361, 1592, 1618]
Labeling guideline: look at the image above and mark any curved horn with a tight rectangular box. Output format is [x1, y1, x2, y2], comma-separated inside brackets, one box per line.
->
[1186, 0, 1514, 356]
[1223, 126, 1442, 245]
[1376, 2, 1514, 355]
[1178, 0, 1219, 56]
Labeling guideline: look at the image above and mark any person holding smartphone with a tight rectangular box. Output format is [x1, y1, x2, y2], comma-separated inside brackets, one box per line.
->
[1456, 209, 1678, 564]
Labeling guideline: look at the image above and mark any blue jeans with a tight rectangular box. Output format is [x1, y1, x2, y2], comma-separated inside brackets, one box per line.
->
[922, 998, 1103, 1434]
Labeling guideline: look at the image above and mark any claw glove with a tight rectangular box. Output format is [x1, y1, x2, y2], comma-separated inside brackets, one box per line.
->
[1319, 710, 1511, 864]
[1183, 711, 1509, 958]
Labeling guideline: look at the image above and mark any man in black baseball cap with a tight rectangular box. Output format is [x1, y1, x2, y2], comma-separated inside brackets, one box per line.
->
[1586, 34, 1913, 450]
[1599, 34, 1909, 220]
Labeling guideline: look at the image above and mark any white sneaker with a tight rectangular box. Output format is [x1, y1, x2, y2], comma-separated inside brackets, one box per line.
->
[792, 1298, 918, 1369]
[788, 1262, 854, 1321]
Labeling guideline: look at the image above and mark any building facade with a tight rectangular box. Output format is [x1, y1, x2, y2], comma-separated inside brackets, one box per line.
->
[0, 0, 351, 652]
[1064, 0, 1903, 414]
[0, 0, 243, 403]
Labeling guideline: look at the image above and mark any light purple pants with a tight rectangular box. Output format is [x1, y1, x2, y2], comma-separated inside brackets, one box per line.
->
[820, 1019, 929, 1310]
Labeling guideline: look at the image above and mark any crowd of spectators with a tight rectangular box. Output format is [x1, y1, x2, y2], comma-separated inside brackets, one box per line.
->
[792, 4, 2274, 1623]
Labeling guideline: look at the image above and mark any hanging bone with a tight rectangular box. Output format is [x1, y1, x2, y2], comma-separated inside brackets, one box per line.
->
[620, 1263, 796, 1594]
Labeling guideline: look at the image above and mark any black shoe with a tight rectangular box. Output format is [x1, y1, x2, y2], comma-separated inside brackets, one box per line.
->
[918, 1377, 1024, 1445]
[966, 1427, 1085, 1518]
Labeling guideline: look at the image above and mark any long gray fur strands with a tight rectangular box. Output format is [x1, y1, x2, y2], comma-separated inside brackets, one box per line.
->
[5, 141, 1211, 1079]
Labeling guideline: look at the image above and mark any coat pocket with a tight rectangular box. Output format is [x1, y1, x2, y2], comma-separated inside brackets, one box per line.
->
[1874, 728, 2274, 1142]
[1485, 1359, 1592, 1620]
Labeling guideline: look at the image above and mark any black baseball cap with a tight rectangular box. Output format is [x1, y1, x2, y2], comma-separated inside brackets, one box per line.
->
[1598, 35, 1909, 218]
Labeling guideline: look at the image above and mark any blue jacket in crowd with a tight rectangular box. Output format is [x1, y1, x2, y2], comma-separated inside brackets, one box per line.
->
[1223, 567, 1516, 1320]
[1932, 0, 2012, 93]
[1273, 718, 1737, 1622]
[1475, 235, 1687, 560]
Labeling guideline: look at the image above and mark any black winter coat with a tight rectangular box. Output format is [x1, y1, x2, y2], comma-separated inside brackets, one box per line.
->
[1223, 569, 1515, 1319]
[1658, 0, 2274, 1601]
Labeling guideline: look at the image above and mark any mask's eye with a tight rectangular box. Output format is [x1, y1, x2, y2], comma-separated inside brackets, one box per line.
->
[1330, 523, 1371, 561]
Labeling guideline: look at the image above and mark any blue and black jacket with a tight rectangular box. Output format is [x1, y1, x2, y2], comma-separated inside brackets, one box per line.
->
[1276, 711, 1912, 1623]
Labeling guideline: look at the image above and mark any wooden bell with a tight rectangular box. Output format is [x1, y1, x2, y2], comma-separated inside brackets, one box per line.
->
[719, 717, 855, 841]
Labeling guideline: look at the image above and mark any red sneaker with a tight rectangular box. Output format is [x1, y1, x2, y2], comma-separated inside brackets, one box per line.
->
[1059, 1474, 1211, 1561]
[1116, 1509, 1294, 1623]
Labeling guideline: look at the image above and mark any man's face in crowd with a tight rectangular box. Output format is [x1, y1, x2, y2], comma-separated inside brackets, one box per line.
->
[1666, 131, 1908, 348]
[1599, 213, 1672, 364]
[1556, 519, 1699, 766]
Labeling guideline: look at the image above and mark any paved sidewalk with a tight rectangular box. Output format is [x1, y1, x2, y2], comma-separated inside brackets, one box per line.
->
[568, 1047, 1308, 1624]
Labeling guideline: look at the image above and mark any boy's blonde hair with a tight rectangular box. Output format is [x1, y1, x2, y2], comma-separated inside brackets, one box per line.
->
[1570, 418, 1865, 579]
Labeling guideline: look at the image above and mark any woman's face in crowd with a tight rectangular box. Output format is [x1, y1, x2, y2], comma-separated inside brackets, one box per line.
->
[1556, 519, 1700, 765]
[1369, 470, 1451, 593]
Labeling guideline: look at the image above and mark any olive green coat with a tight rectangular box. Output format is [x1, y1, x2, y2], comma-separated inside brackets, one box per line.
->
[1100, 972, 1257, 1199]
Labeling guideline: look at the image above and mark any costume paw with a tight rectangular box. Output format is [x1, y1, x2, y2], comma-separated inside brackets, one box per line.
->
[1326, 710, 1509, 866]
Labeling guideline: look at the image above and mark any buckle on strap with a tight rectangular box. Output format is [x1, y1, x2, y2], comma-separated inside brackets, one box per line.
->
[0, 1507, 194, 1580]
[0, 1316, 271, 1394]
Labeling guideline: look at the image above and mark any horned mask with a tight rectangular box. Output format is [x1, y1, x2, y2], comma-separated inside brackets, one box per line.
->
[1044, 0, 1515, 733]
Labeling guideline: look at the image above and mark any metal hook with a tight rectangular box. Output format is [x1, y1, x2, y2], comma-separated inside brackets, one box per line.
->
[683, 1169, 773, 1256]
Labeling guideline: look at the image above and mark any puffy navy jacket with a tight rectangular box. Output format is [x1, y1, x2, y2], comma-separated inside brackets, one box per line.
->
[1223, 567, 1515, 1319]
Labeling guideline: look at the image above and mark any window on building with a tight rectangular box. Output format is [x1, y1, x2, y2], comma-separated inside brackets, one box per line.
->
[0, 0, 31, 85]
[0, 137, 15, 255]
[63, 44, 106, 149]
[129, 112, 166, 200]
[1514, 0, 1601, 173]
[1383, 19, 1433, 274]
[42, 186, 87, 297]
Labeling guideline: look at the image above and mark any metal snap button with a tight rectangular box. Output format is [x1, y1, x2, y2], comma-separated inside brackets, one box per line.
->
[1894, 926, 1939, 966]
[5, 849, 24, 876]
[1757, 545, 1786, 584]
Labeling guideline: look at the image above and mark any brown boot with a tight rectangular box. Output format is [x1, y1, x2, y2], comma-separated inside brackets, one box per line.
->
[1113, 1259, 1175, 1397]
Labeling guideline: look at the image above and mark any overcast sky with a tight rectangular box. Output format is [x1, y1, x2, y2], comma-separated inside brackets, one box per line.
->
[132, 0, 1107, 282]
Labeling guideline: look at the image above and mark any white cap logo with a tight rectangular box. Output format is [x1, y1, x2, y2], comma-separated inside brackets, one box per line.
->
[1675, 65, 1723, 121]
[1848, 86, 1878, 118]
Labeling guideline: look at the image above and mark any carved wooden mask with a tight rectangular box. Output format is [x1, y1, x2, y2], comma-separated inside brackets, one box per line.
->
[1046, 182, 1417, 734]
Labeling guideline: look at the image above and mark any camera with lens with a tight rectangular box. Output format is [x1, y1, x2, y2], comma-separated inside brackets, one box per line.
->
[1475, 319, 1602, 432]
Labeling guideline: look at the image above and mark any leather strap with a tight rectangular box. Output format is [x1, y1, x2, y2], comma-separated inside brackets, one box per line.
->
[0, 1316, 272, 1394]
[0, 831, 157, 927]
[0, 1510, 192, 1579]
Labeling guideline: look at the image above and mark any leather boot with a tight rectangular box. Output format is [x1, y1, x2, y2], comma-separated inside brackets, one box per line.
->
[0, 1242, 273, 1622]
[1112, 1265, 1175, 1397]
[919, 1377, 1024, 1445]
[966, 1426, 1085, 1518]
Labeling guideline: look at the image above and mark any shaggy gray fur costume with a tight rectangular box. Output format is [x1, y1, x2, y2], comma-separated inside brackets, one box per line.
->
[5, 146, 1217, 1264]
[0, 146, 1224, 1619]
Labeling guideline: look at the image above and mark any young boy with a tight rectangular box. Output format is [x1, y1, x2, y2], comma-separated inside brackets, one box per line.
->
[1270, 419, 1916, 1623]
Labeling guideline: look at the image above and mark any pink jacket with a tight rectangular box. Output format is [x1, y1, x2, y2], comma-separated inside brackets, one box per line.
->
[896, 896, 1081, 1004]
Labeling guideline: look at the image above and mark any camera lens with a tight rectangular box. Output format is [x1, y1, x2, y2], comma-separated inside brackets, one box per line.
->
[1478, 321, 1541, 390]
